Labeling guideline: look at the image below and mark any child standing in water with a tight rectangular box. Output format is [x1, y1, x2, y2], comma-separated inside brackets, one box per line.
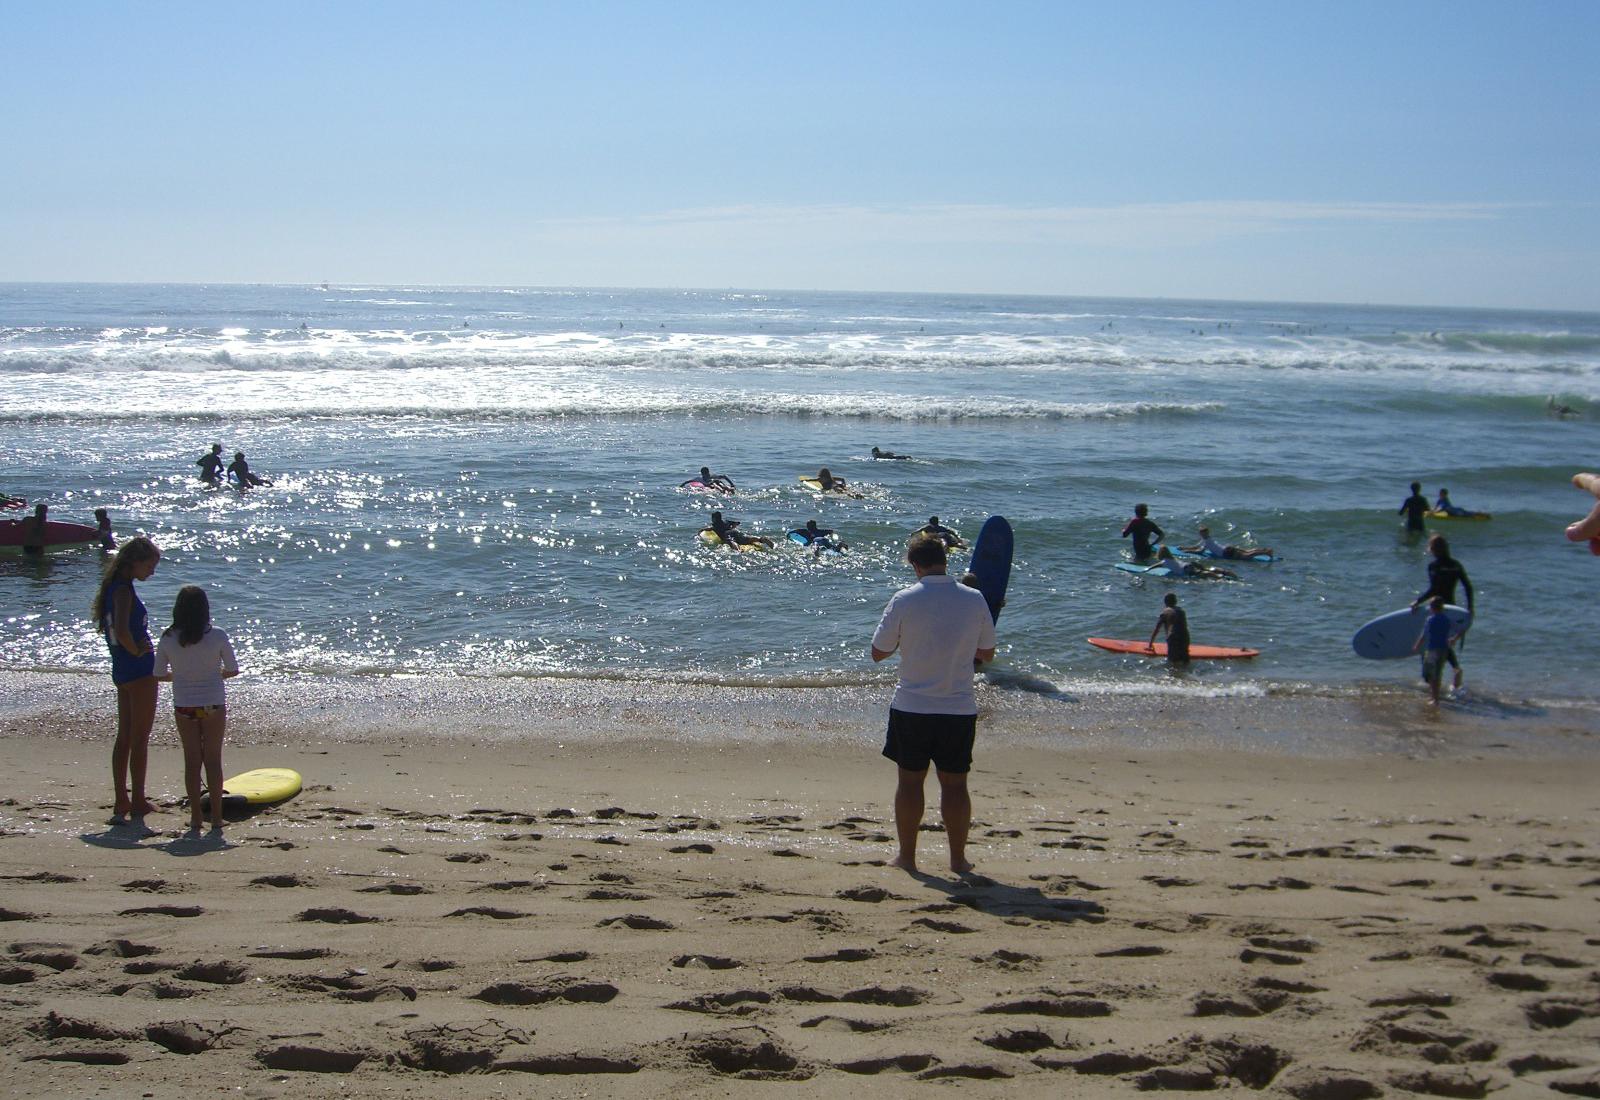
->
[154, 586, 238, 835]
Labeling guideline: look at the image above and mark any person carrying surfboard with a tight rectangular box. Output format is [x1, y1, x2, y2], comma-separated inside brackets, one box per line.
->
[1410, 535, 1474, 617]
[1121, 503, 1163, 561]
[1149, 592, 1191, 665]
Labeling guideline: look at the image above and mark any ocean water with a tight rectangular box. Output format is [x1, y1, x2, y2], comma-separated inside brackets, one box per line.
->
[3, 283, 1599, 715]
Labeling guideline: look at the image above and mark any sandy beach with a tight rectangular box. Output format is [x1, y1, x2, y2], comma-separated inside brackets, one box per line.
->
[2, 675, 1598, 1097]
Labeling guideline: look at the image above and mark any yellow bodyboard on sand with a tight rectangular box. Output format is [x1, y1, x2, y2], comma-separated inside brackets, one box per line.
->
[221, 768, 302, 806]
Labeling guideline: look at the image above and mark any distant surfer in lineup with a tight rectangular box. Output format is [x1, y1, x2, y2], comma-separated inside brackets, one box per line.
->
[871, 446, 910, 460]
[1181, 525, 1274, 561]
[1398, 482, 1429, 533]
[1149, 592, 1190, 665]
[683, 466, 735, 493]
[227, 451, 269, 488]
[1121, 503, 1163, 560]
[1432, 488, 1487, 518]
[197, 443, 225, 484]
[919, 516, 965, 549]
[1411, 596, 1466, 704]
[708, 510, 773, 549]
[1565, 472, 1600, 554]
[870, 533, 996, 875]
[789, 519, 845, 553]
[1411, 535, 1474, 617]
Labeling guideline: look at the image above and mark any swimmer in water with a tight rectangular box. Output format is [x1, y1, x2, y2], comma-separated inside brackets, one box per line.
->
[918, 516, 965, 549]
[683, 466, 735, 493]
[708, 510, 773, 549]
[788, 519, 846, 553]
[871, 446, 911, 460]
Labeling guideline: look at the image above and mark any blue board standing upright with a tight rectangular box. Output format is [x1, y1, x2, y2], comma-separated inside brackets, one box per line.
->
[969, 515, 1013, 623]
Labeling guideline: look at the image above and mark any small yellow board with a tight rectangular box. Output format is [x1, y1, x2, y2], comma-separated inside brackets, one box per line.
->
[220, 767, 302, 806]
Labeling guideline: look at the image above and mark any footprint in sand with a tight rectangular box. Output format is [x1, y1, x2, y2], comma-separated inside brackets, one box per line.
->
[251, 874, 314, 888]
[358, 882, 431, 895]
[444, 907, 529, 920]
[297, 908, 380, 924]
[597, 914, 673, 930]
[118, 905, 204, 918]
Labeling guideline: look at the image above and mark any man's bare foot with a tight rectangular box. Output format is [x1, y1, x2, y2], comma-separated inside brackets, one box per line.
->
[890, 854, 918, 873]
[951, 858, 975, 874]
[132, 800, 161, 816]
[113, 799, 132, 818]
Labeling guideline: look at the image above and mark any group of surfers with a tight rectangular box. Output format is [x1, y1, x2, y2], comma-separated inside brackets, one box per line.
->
[196, 443, 270, 489]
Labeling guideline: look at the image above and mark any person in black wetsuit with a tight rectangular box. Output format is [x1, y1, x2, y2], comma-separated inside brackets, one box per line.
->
[919, 516, 965, 549]
[1398, 481, 1428, 533]
[1121, 503, 1164, 560]
[227, 451, 268, 488]
[871, 446, 910, 460]
[685, 466, 735, 493]
[197, 443, 225, 484]
[1411, 534, 1474, 615]
[1150, 592, 1190, 665]
[708, 510, 772, 549]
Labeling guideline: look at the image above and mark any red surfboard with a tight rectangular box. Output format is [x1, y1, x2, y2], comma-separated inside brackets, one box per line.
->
[1087, 636, 1260, 660]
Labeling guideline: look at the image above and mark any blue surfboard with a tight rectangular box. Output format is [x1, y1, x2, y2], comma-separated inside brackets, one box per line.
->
[969, 515, 1012, 623]
[1351, 604, 1471, 660]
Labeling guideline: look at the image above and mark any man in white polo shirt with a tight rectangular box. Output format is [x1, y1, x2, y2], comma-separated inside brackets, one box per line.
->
[870, 533, 997, 874]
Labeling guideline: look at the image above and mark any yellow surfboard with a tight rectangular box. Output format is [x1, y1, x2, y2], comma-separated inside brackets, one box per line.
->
[220, 768, 302, 808]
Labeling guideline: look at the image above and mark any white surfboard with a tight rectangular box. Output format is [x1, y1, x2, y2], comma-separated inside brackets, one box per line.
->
[1351, 605, 1471, 660]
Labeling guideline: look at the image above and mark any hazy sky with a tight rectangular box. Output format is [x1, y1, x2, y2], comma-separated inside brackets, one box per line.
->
[4, 1, 1597, 309]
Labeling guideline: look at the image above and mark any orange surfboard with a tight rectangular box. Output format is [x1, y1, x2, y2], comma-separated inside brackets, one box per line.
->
[1087, 637, 1259, 660]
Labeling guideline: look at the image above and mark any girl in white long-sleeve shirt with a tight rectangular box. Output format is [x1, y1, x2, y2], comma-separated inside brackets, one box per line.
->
[154, 586, 238, 835]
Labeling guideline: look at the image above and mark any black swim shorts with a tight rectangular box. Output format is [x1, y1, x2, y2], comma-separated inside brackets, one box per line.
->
[882, 708, 976, 774]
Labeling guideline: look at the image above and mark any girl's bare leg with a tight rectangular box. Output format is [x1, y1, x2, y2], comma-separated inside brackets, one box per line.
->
[174, 714, 204, 831]
[200, 710, 226, 830]
[124, 677, 159, 815]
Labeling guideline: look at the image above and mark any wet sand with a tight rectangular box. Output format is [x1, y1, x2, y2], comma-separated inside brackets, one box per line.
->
[2, 674, 1598, 1096]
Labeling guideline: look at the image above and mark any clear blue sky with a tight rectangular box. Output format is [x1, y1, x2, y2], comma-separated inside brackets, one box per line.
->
[3, 0, 1596, 309]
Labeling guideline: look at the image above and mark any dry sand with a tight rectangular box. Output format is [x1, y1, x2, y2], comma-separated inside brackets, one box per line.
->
[2, 689, 1599, 1097]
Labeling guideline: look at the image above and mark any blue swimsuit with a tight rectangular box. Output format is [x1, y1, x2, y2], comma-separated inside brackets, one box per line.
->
[105, 577, 154, 684]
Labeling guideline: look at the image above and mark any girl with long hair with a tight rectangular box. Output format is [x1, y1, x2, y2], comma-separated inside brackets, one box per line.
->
[91, 536, 161, 822]
[154, 586, 238, 835]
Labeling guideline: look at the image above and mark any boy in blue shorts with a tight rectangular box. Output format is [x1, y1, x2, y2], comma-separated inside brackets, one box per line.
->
[1412, 596, 1464, 704]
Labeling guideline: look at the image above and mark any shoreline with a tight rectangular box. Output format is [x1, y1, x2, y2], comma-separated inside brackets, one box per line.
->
[1, 718, 1597, 1096]
[4, 667, 1599, 762]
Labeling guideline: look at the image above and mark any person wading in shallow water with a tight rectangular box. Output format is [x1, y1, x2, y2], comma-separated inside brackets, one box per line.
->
[870, 533, 995, 875]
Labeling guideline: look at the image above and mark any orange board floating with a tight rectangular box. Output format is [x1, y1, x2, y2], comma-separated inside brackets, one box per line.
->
[1087, 636, 1260, 660]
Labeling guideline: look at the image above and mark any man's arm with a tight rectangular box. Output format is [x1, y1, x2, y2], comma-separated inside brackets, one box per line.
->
[974, 646, 995, 663]
[871, 646, 894, 663]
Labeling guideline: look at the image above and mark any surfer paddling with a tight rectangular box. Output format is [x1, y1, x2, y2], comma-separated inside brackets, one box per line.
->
[871, 446, 910, 460]
[918, 516, 965, 549]
[683, 466, 735, 493]
[1180, 526, 1274, 561]
[871, 533, 996, 875]
[707, 510, 773, 549]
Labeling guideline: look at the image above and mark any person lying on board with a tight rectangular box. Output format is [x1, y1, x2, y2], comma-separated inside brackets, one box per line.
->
[683, 466, 736, 493]
[1432, 488, 1486, 518]
[814, 467, 849, 493]
[1153, 546, 1236, 580]
[789, 519, 845, 552]
[1180, 526, 1274, 560]
[1566, 471, 1600, 555]
[709, 510, 773, 549]
[226, 452, 270, 488]
[871, 446, 911, 460]
[919, 516, 965, 549]
[0, 493, 25, 510]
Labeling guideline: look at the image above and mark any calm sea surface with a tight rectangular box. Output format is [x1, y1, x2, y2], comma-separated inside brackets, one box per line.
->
[3, 283, 1598, 715]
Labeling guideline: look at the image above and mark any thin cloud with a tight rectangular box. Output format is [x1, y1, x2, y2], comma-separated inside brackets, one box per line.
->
[531, 199, 1523, 250]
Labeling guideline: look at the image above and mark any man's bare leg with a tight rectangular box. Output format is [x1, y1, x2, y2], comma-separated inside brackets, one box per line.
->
[892, 766, 927, 871]
[937, 769, 973, 873]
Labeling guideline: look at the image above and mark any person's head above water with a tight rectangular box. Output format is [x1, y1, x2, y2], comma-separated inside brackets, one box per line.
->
[1164, 592, 1179, 608]
[234, 451, 245, 460]
[1438, 488, 1450, 499]
[1197, 526, 1211, 536]
[1411, 481, 1421, 494]
[805, 520, 818, 531]
[1428, 534, 1450, 558]
[710, 511, 723, 522]
[927, 516, 939, 526]
[1156, 546, 1176, 561]
[700, 467, 711, 479]
[212, 443, 222, 454]
[1134, 503, 1149, 517]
